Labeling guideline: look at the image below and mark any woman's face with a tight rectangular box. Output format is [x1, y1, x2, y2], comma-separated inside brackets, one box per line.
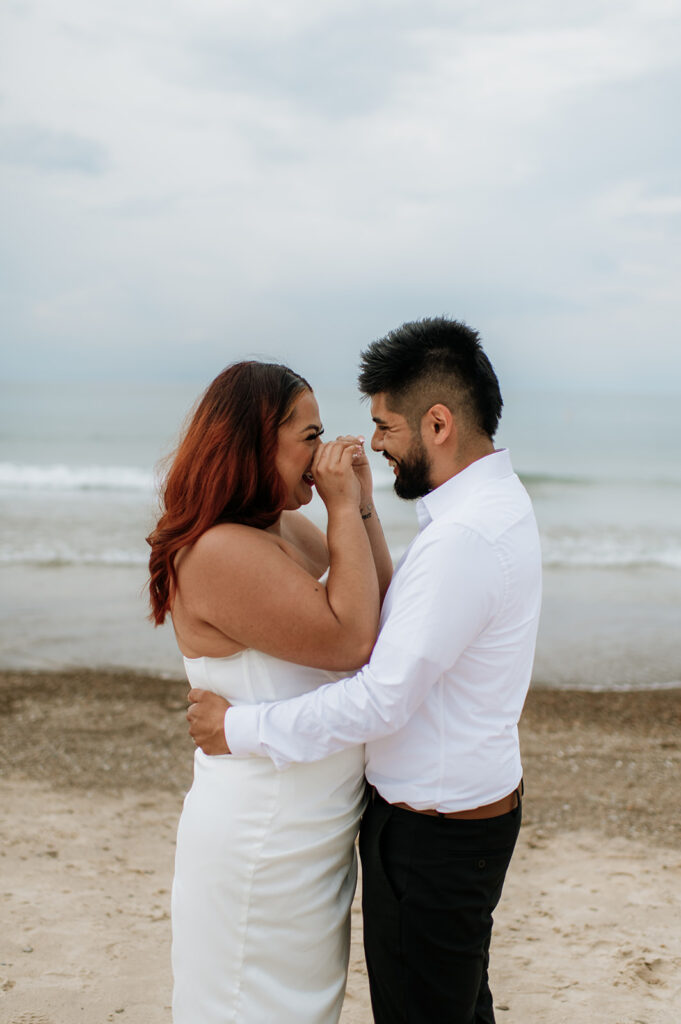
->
[275, 389, 324, 510]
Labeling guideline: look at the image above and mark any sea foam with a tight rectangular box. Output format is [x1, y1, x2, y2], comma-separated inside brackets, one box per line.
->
[0, 462, 156, 492]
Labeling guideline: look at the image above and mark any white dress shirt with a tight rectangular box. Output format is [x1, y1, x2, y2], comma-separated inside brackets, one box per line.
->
[226, 449, 542, 812]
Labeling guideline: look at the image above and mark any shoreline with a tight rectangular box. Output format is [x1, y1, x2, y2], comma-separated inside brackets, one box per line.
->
[3, 561, 681, 690]
[6, 661, 681, 692]
[1, 669, 680, 1022]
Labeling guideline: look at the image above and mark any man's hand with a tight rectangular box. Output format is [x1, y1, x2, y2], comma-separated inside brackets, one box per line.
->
[187, 688, 232, 755]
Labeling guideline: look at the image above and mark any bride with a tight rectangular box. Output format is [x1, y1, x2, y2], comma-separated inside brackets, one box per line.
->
[147, 361, 392, 1023]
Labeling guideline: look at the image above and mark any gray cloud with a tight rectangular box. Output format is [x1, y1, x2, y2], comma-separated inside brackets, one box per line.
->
[183, 12, 435, 120]
[1, 0, 680, 392]
[0, 123, 108, 174]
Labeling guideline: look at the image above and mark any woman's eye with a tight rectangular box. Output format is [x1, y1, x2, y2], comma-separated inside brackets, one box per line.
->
[306, 429, 324, 441]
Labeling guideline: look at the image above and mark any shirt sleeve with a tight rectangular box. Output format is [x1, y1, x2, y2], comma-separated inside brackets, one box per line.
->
[225, 524, 502, 768]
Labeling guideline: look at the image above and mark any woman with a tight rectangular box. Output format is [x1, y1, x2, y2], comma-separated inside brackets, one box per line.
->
[147, 361, 392, 1024]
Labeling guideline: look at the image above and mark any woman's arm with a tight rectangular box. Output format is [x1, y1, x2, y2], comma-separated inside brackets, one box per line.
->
[358, 502, 392, 605]
[176, 441, 380, 671]
[337, 435, 393, 603]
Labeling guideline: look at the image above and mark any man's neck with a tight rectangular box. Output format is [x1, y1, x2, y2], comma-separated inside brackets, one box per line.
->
[429, 441, 496, 490]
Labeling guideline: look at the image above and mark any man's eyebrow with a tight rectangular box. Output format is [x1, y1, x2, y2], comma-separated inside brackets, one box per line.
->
[372, 416, 389, 426]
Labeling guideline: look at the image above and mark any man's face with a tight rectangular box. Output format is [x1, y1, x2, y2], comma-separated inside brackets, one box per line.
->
[369, 393, 434, 500]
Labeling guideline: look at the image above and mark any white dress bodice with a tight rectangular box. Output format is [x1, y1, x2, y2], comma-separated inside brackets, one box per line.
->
[183, 647, 344, 706]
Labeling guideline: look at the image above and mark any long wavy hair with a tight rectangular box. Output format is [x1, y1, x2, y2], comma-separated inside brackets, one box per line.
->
[147, 361, 311, 625]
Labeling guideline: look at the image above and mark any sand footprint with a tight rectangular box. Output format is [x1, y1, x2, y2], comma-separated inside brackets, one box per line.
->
[617, 953, 681, 992]
[8, 1014, 55, 1024]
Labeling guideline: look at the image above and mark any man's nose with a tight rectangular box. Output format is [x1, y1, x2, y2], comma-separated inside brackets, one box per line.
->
[370, 428, 383, 452]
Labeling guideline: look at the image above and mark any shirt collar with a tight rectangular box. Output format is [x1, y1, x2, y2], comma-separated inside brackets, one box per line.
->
[415, 449, 514, 531]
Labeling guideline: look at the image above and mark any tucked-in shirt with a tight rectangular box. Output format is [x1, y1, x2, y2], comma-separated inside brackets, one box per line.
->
[226, 449, 542, 812]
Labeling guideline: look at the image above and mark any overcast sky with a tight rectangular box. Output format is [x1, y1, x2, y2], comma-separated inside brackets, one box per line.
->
[2, 0, 680, 392]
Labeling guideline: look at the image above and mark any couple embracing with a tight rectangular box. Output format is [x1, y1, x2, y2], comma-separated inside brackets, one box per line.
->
[147, 316, 542, 1024]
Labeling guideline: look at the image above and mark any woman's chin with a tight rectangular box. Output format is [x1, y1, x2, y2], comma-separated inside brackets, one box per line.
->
[300, 477, 316, 500]
[285, 485, 313, 510]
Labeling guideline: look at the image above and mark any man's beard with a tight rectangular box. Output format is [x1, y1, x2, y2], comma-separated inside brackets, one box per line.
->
[388, 438, 434, 500]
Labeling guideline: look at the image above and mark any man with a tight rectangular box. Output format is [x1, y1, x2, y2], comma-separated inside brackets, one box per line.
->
[188, 317, 542, 1023]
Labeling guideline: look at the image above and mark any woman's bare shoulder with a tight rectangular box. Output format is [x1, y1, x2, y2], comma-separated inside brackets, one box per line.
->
[193, 521, 264, 546]
[183, 522, 277, 568]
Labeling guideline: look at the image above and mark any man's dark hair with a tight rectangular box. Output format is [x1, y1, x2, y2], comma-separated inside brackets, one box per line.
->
[358, 317, 503, 439]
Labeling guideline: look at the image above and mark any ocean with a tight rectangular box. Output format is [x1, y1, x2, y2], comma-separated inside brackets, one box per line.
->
[1, 377, 679, 690]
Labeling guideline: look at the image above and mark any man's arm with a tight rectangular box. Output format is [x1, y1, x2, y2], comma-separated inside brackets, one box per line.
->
[190, 526, 500, 766]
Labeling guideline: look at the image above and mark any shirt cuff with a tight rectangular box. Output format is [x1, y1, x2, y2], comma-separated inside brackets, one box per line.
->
[224, 704, 265, 758]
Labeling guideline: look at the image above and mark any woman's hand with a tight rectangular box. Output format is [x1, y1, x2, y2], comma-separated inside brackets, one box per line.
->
[312, 439, 362, 511]
[334, 435, 373, 509]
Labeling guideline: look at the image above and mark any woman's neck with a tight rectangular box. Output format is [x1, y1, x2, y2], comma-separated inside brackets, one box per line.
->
[265, 515, 284, 537]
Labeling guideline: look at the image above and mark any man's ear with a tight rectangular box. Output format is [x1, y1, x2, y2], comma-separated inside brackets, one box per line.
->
[422, 404, 453, 446]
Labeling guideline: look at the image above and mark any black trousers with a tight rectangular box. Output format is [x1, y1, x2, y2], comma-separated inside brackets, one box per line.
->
[359, 789, 521, 1024]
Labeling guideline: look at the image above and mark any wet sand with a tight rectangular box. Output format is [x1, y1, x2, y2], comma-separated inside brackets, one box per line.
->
[1, 670, 680, 1022]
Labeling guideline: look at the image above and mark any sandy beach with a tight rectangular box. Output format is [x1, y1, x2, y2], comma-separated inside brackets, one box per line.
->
[1, 670, 680, 1023]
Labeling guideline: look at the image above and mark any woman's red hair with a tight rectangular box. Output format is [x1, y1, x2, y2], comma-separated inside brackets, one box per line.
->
[147, 361, 310, 625]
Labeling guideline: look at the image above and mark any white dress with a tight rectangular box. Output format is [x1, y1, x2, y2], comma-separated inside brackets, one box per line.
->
[172, 648, 366, 1024]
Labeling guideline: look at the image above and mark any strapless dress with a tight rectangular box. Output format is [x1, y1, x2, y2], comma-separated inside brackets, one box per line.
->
[171, 647, 366, 1023]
